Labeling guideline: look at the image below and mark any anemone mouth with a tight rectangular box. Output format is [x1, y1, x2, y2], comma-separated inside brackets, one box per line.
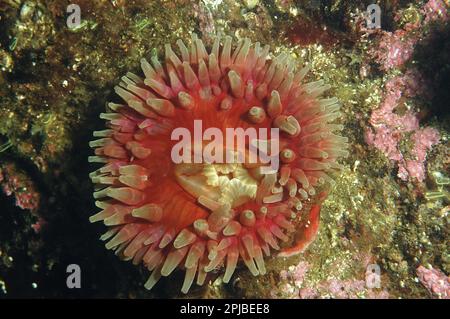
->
[175, 162, 258, 208]
[89, 34, 348, 294]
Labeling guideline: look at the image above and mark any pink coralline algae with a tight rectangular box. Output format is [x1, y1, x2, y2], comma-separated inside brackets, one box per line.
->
[398, 128, 441, 182]
[364, 1, 445, 183]
[274, 261, 310, 298]
[369, 0, 448, 71]
[280, 261, 309, 287]
[365, 71, 440, 182]
[273, 260, 389, 299]
[422, 0, 449, 24]
[0, 164, 40, 212]
[298, 278, 389, 299]
[416, 265, 450, 299]
[370, 30, 417, 71]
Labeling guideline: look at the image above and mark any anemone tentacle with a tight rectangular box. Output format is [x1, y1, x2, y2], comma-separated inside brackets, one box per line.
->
[89, 34, 347, 293]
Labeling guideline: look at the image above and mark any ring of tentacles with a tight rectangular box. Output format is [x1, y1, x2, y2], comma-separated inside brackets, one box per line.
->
[89, 34, 348, 294]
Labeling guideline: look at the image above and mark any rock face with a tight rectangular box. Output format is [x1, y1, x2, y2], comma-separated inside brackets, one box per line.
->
[0, 0, 447, 298]
[416, 266, 450, 299]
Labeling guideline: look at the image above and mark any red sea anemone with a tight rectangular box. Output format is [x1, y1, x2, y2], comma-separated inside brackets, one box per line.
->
[89, 34, 348, 293]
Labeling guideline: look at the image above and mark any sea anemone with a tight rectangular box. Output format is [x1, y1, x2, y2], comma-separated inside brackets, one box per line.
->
[89, 34, 348, 294]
